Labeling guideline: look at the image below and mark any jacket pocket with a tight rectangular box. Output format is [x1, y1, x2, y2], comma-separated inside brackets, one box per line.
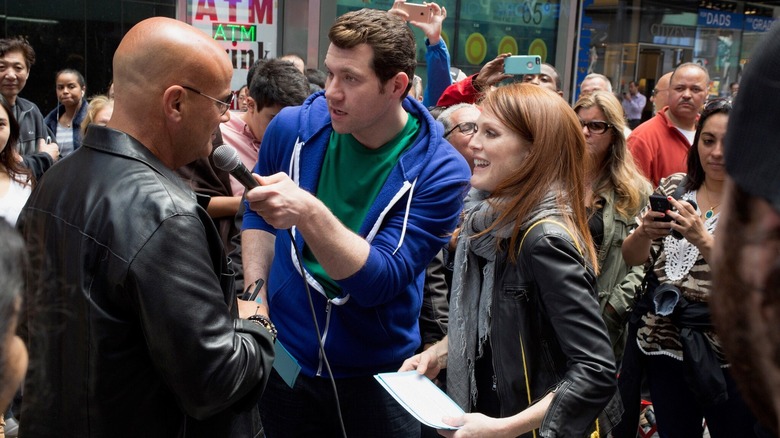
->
[504, 284, 532, 302]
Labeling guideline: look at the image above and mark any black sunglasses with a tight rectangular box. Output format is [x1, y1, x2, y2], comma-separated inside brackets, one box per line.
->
[444, 122, 477, 138]
[578, 119, 613, 135]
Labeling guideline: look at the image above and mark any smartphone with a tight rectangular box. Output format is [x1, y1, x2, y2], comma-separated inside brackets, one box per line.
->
[504, 55, 542, 75]
[649, 194, 673, 222]
[397, 3, 433, 23]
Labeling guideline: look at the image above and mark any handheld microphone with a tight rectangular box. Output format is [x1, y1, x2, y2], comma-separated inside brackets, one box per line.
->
[212, 144, 259, 190]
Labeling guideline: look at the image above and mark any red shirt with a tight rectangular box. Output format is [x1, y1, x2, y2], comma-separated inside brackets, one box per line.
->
[627, 107, 691, 186]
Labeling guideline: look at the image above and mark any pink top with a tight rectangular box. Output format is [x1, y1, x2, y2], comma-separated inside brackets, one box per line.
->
[221, 112, 261, 196]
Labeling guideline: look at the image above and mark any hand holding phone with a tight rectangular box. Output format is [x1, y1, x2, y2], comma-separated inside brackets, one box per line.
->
[503, 55, 541, 75]
[396, 2, 433, 23]
[649, 194, 673, 222]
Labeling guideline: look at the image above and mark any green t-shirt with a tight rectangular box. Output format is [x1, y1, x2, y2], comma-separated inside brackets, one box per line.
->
[303, 115, 421, 298]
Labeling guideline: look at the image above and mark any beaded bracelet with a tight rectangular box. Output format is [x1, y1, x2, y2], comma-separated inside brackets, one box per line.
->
[248, 314, 277, 341]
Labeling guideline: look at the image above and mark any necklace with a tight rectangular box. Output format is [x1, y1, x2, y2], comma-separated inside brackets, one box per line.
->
[701, 183, 721, 219]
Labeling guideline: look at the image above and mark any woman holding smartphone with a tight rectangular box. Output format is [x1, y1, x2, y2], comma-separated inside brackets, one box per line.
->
[621, 98, 759, 437]
[401, 83, 617, 437]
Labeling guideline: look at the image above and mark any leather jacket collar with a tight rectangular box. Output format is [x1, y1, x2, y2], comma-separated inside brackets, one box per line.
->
[82, 126, 194, 198]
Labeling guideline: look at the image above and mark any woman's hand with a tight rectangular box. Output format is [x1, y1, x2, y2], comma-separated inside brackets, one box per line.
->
[623, 204, 672, 266]
[636, 205, 674, 241]
[667, 197, 715, 258]
[437, 413, 513, 438]
[399, 338, 447, 380]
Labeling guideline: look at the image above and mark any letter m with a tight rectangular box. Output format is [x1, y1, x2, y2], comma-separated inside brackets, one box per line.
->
[249, 0, 273, 24]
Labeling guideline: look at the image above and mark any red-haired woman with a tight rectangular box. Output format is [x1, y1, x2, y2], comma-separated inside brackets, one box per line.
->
[402, 83, 618, 437]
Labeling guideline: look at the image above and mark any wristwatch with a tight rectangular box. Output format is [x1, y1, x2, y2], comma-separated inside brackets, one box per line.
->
[248, 314, 277, 342]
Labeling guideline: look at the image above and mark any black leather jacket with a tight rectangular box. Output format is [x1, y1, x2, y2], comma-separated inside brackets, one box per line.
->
[491, 219, 620, 437]
[18, 126, 275, 437]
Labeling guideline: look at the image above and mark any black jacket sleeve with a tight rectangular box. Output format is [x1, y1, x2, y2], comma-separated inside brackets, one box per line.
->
[526, 227, 617, 437]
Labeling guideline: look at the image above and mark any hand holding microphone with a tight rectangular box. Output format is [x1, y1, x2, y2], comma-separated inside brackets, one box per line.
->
[213, 144, 312, 230]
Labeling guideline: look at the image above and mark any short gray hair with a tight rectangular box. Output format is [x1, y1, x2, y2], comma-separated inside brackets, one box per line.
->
[581, 73, 613, 93]
[437, 103, 478, 133]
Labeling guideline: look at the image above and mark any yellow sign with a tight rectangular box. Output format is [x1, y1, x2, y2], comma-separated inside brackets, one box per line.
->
[528, 38, 548, 63]
[498, 36, 518, 55]
[465, 33, 487, 65]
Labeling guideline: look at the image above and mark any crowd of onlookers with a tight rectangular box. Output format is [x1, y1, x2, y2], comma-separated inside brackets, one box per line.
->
[1, 1, 779, 437]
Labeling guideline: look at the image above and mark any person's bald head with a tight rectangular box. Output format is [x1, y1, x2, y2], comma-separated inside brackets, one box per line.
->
[652, 72, 672, 113]
[580, 73, 612, 96]
[110, 17, 233, 168]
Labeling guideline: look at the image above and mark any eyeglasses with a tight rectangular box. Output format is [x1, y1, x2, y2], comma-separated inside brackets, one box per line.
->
[652, 88, 667, 97]
[579, 119, 613, 135]
[181, 85, 234, 115]
[444, 122, 477, 138]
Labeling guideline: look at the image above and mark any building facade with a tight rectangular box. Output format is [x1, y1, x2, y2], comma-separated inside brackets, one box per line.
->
[2, 0, 777, 114]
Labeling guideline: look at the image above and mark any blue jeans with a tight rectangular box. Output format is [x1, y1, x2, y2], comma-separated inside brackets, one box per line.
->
[259, 368, 420, 438]
[645, 354, 759, 438]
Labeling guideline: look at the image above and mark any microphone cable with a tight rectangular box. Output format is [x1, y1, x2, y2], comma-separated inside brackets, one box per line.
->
[214, 144, 347, 436]
[288, 229, 348, 438]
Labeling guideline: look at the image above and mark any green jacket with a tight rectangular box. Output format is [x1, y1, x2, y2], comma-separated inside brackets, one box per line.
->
[595, 189, 645, 362]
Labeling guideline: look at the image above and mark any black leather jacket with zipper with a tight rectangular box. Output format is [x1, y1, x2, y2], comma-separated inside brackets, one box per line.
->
[490, 219, 621, 437]
[18, 126, 274, 437]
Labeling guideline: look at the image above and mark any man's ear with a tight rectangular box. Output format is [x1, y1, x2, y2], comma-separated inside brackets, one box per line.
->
[245, 96, 256, 114]
[162, 85, 185, 122]
[389, 72, 410, 100]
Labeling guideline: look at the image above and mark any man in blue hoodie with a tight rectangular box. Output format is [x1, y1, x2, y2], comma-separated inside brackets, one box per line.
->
[241, 7, 471, 437]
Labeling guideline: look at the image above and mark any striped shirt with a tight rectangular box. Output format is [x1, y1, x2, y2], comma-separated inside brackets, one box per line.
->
[635, 173, 726, 364]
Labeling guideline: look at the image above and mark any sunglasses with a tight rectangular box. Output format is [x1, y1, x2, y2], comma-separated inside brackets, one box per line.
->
[578, 119, 613, 135]
[444, 122, 477, 138]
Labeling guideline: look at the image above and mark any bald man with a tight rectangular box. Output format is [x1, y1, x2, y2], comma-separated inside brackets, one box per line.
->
[580, 73, 613, 96]
[17, 17, 275, 437]
[628, 63, 709, 185]
[651, 71, 672, 114]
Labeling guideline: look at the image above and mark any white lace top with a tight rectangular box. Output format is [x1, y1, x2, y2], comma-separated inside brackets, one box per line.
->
[663, 190, 719, 281]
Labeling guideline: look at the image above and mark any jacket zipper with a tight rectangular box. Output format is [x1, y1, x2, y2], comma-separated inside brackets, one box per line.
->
[540, 380, 572, 433]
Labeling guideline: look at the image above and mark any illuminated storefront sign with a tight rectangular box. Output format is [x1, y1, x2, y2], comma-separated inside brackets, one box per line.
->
[188, 0, 277, 90]
[697, 9, 743, 29]
[212, 23, 257, 42]
[744, 16, 776, 32]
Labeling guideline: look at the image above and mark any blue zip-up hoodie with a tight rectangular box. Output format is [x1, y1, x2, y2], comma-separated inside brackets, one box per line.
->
[243, 91, 470, 378]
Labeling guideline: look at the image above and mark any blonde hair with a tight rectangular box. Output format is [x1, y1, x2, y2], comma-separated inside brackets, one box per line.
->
[480, 83, 597, 269]
[574, 91, 652, 219]
[81, 95, 114, 137]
